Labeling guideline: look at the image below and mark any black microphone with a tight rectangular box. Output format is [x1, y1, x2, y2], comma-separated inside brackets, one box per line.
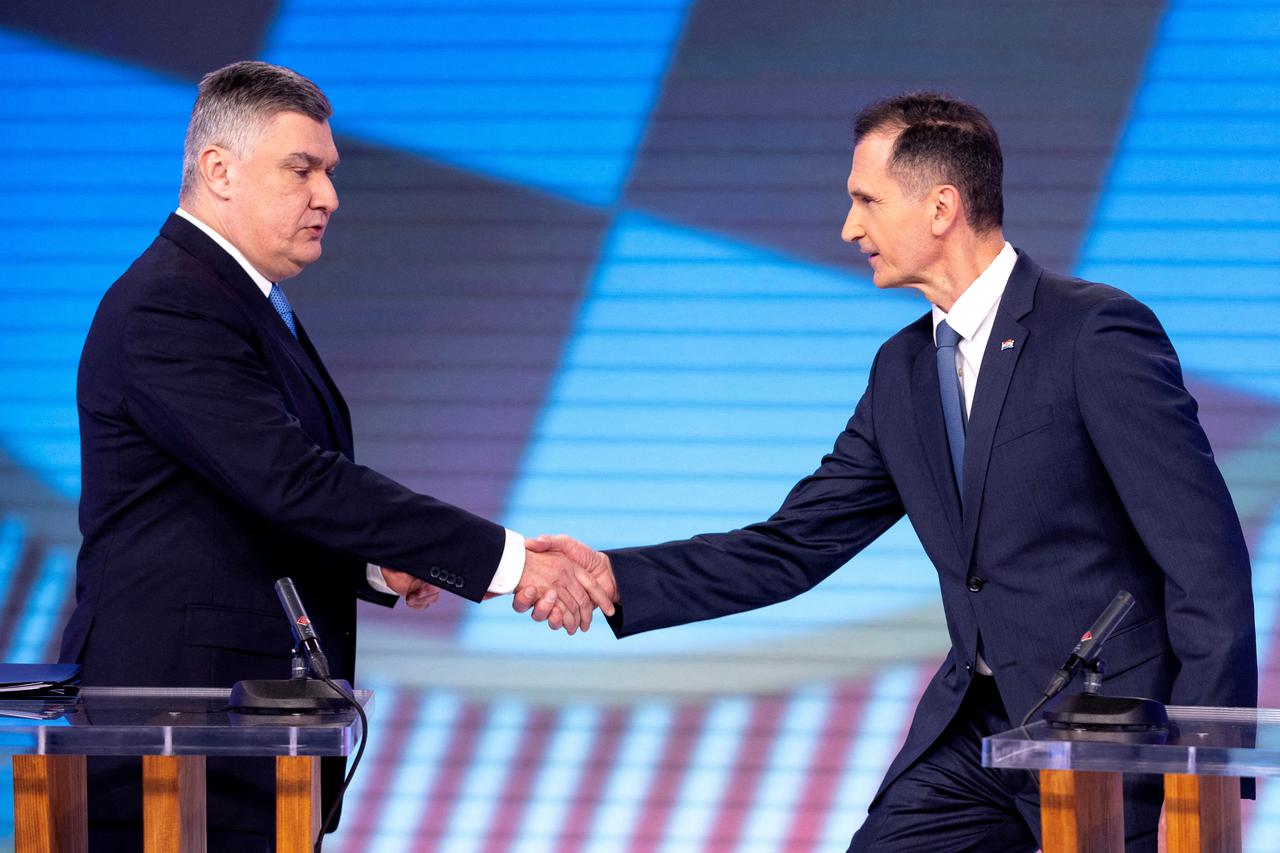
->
[1039, 590, 1134, 701]
[275, 577, 330, 679]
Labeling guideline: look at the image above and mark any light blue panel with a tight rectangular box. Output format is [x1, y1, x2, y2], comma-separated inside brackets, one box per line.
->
[1147, 43, 1280, 77]
[569, 331, 890, 368]
[1093, 192, 1280, 225]
[474, 212, 936, 656]
[264, 1, 693, 205]
[1162, 6, 1280, 39]
[5, 547, 73, 662]
[0, 518, 27, 612]
[1075, 3, 1280, 403]
[1253, 507, 1280, 673]
[0, 28, 191, 498]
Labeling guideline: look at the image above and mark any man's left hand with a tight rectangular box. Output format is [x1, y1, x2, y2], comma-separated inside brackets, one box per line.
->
[380, 566, 442, 610]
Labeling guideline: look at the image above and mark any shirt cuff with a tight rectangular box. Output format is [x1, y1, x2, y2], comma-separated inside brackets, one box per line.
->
[366, 563, 395, 595]
[487, 529, 526, 595]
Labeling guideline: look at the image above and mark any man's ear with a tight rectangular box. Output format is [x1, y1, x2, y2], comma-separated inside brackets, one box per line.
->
[930, 184, 961, 237]
[198, 145, 234, 200]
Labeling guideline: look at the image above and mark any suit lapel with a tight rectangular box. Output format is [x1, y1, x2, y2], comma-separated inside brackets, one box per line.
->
[960, 253, 1041, 566]
[910, 334, 966, 554]
[264, 313, 353, 456]
[159, 215, 353, 455]
[297, 321, 355, 457]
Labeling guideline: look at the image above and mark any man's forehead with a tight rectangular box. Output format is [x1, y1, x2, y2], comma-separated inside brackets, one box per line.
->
[249, 113, 338, 165]
[852, 131, 896, 168]
[848, 132, 897, 187]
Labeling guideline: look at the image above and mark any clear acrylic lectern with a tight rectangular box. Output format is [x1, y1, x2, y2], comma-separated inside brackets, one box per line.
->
[0, 685, 370, 853]
[984, 705, 1269, 852]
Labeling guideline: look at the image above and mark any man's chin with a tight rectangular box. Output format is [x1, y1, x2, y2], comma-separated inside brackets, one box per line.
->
[280, 248, 322, 279]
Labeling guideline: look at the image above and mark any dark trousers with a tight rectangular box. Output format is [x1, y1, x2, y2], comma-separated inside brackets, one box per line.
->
[88, 823, 274, 852]
[849, 674, 1161, 852]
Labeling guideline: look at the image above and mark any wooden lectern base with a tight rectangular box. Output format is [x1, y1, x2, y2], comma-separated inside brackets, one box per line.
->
[276, 755, 322, 853]
[1040, 768, 1125, 852]
[13, 754, 86, 853]
[1038, 769, 1243, 853]
[143, 755, 207, 853]
[12, 753, 322, 853]
[1164, 773, 1242, 853]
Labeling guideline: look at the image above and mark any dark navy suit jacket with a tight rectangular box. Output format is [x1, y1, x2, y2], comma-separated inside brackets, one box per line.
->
[62, 214, 504, 835]
[606, 252, 1256, 804]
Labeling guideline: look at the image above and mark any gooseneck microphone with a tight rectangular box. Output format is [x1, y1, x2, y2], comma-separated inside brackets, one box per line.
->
[1019, 589, 1167, 731]
[1039, 590, 1134, 703]
[275, 577, 330, 679]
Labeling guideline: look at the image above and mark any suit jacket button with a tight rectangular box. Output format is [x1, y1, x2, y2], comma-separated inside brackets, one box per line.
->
[965, 662, 973, 674]
[967, 576, 984, 592]
[429, 567, 440, 580]
[454, 578, 463, 588]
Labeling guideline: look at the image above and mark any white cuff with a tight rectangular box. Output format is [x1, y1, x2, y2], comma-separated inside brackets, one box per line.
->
[487, 529, 526, 595]
[366, 563, 395, 595]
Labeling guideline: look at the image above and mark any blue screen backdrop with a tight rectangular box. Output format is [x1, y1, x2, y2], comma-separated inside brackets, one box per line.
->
[1, 1, 1279, 849]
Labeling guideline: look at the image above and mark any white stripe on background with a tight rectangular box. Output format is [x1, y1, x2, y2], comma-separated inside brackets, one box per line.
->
[819, 666, 922, 849]
[736, 685, 831, 853]
[658, 696, 752, 852]
[440, 699, 527, 853]
[582, 702, 673, 853]
[511, 704, 603, 853]
[369, 691, 462, 853]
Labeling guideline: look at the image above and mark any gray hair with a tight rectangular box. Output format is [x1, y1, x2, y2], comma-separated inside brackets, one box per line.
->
[180, 61, 332, 198]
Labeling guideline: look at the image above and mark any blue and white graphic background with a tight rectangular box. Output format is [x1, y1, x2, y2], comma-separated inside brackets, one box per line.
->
[2, 1, 1280, 849]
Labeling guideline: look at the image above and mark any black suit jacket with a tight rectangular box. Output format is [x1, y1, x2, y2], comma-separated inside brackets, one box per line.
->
[62, 214, 505, 834]
[606, 252, 1257, 805]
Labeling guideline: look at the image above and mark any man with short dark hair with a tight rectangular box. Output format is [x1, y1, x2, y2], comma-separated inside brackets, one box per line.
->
[528, 91, 1257, 850]
[64, 60, 606, 851]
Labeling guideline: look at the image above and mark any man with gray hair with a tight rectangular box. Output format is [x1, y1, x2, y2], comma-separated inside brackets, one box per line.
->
[63, 60, 607, 851]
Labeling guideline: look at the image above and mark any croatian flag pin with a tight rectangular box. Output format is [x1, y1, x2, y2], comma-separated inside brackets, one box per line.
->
[1001, 339, 1016, 351]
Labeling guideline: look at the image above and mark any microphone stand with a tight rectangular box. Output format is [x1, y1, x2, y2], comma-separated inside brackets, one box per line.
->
[228, 578, 352, 713]
[1020, 590, 1167, 731]
[1042, 658, 1168, 731]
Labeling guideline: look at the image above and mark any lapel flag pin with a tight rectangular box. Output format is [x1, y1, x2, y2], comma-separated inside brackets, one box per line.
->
[1001, 338, 1016, 351]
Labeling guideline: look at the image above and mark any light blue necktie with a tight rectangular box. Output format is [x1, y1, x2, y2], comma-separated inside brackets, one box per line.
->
[269, 283, 297, 338]
[935, 319, 966, 493]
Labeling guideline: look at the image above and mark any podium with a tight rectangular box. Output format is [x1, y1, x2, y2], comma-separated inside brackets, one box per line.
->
[983, 705, 1268, 852]
[0, 685, 370, 853]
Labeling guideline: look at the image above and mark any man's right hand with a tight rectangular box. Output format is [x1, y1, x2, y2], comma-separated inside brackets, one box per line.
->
[511, 544, 615, 634]
[520, 534, 618, 629]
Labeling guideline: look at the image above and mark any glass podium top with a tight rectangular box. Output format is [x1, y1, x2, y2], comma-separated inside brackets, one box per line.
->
[0, 686, 370, 757]
[984, 706, 1278, 778]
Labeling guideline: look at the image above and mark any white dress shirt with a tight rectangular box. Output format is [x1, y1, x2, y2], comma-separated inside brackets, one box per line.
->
[174, 208, 526, 596]
[929, 240, 1017, 674]
[930, 241, 1018, 417]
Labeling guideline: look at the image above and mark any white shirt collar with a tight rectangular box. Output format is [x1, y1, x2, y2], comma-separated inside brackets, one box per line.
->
[932, 241, 1017, 343]
[175, 207, 275, 299]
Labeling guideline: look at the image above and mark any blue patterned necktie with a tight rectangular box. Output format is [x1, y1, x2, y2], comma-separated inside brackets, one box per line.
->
[269, 283, 297, 338]
[935, 319, 966, 492]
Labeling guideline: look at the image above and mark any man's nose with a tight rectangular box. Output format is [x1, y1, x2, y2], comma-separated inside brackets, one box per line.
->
[841, 209, 863, 243]
[314, 174, 339, 213]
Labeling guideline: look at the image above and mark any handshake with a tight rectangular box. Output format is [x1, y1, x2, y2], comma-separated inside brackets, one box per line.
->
[380, 535, 619, 634]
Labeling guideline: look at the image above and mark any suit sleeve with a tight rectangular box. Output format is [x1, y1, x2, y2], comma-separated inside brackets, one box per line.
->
[1074, 295, 1256, 709]
[119, 288, 504, 601]
[606, 356, 906, 637]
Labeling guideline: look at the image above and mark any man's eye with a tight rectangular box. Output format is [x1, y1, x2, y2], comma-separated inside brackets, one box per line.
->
[294, 169, 309, 178]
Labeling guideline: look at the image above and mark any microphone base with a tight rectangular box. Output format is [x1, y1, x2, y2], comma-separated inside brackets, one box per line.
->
[229, 678, 351, 713]
[1043, 692, 1168, 731]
